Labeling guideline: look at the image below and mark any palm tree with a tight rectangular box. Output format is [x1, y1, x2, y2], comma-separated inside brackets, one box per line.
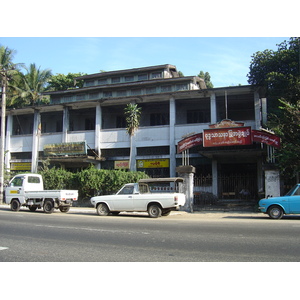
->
[0, 45, 19, 203]
[15, 63, 52, 106]
[124, 103, 142, 171]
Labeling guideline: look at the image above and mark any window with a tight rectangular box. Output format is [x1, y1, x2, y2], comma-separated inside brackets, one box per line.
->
[131, 89, 142, 96]
[176, 84, 188, 91]
[85, 80, 94, 87]
[161, 85, 172, 92]
[103, 91, 112, 97]
[117, 90, 127, 97]
[138, 74, 148, 81]
[118, 186, 134, 195]
[112, 77, 120, 83]
[151, 72, 162, 79]
[125, 75, 134, 82]
[116, 115, 126, 128]
[150, 113, 169, 126]
[85, 118, 95, 130]
[187, 110, 210, 123]
[10, 176, 24, 187]
[146, 87, 156, 94]
[98, 79, 107, 85]
[28, 176, 40, 184]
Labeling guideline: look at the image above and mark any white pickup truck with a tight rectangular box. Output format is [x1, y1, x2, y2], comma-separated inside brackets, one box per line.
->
[5, 173, 78, 214]
[90, 177, 186, 218]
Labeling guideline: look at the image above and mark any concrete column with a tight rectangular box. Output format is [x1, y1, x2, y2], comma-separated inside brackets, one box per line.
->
[210, 93, 217, 124]
[254, 91, 261, 130]
[62, 106, 69, 143]
[212, 159, 218, 197]
[31, 110, 41, 173]
[169, 97, 176, 177]
[176, 165, 195, 213]
[95, 103, 102, 169]
[265, 169, 280, 198]
[5, 114, 12, 168]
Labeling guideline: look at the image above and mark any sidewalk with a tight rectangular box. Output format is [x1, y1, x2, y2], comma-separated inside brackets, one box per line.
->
[0, 203, 261, 218]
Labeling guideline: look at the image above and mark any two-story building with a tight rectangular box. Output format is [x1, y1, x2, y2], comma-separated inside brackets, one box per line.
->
[2, 64, 280, 203]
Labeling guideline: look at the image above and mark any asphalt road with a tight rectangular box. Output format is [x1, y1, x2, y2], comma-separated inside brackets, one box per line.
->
[1, 205, 300, 262]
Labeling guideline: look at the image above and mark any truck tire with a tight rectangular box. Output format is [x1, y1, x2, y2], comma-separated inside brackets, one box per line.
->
[96, 203, 110, 216]
[59, 206, 71, 213]
[11, 199, 21, 212]
[148, 204, 162, 218]
[43, 200, 54, 214]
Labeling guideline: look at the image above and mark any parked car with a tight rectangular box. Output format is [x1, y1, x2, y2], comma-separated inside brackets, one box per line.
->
[258, 184, 300, 219]
[90, 177, 186, 218]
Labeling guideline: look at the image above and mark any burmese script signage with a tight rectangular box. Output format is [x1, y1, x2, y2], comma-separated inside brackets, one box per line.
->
[177, 133, 203, 153]
[252, 130, 281, 148]
[10, 162, 31, 171]
[114, 160, 129, 169]
[137, 159, 169, 168]
[203, 126, 252, 147]
[44, 142, 87, 156]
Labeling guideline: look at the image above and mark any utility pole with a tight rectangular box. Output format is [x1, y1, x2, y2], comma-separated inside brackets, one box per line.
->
[0, 69, 7, 204]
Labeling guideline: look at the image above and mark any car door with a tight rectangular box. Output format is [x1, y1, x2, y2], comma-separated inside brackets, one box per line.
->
[6, 176, 25, 204]
[288, 185, 300, 213]
[112, 185, 134, 211]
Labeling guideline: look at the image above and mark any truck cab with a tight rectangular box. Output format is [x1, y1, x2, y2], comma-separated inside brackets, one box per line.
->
[5, 174, 43, 204]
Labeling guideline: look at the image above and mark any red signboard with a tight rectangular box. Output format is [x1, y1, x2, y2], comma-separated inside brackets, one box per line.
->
[177, 133, 203, 153]
[203, 127, 252, 147]
[252, 130, 281, 148]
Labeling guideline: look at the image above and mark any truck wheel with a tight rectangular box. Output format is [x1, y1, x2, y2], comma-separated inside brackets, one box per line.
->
[11, 199, 21, 212]
[43, 200, 54, 214]
[267, 205, 284, 219]
[59, 206, 70, 213]
[148, 204, 162, 218]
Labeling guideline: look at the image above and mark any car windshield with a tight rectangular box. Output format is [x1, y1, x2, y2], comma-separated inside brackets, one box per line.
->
[285, 185, 300, 196]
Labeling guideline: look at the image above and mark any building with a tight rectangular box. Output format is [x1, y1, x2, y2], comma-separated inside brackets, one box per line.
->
[2, 64, 280, 203]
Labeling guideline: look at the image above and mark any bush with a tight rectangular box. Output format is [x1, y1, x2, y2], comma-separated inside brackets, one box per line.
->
[39, 165, 149, 203]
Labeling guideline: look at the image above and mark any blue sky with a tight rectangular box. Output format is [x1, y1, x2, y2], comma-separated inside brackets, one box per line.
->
[0, 37, 288, 87]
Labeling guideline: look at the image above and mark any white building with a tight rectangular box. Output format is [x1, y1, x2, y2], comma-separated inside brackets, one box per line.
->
[3, 64, 279, 203]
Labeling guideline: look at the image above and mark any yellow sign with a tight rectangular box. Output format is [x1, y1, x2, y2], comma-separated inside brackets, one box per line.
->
[114, 160, 129, 169]
[137, 159, 169, 168]
[10, 162, 31, 171]
[10, 190, 19, 194]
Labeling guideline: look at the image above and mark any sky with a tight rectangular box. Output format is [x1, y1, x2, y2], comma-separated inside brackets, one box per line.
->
[0, 37, 289, 87]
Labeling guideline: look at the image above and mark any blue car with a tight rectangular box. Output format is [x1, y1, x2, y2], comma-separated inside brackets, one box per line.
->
[259, 184, 300, 219]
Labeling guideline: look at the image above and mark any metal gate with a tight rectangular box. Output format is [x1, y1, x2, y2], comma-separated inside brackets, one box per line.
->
[218, 173, 257, 200]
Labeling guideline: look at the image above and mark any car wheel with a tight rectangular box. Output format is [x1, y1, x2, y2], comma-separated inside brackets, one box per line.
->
[11, 199, 21, 212]
[97, 203, 110, 216]
[148, 204, 162, 218]
[267, 205, 284, 219]
[43, 200, 54, 214]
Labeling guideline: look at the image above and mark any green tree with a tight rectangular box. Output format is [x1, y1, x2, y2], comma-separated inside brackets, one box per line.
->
[248, 37, 300, 181]
[47, 72, 86, 91]
[270, 99, 300, 180]
[198, 70, 214, 88]
[124, 103, 142, 171]
[0, 45, 22, 203]
[14, 63, 52, 106]
[247, 37, 300, 113]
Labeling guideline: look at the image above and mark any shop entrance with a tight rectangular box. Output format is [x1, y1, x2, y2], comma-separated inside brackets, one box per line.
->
[218, 163, 257, 200]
